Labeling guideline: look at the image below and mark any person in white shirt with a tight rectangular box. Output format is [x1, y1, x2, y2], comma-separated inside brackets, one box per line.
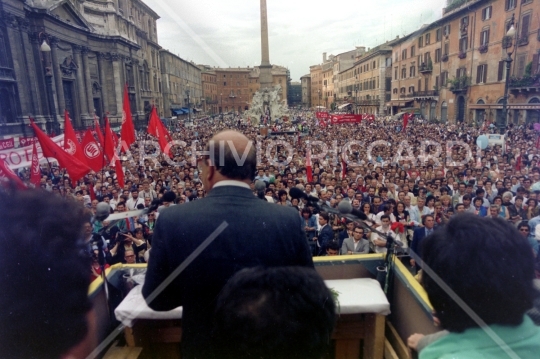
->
[371, 215, 397, 254]
[126, 189, 145, 211]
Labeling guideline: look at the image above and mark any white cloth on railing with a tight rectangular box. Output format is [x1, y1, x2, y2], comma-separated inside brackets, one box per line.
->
[114, 278, 390, 327]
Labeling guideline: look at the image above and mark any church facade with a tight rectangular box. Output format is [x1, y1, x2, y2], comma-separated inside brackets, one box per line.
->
[0, 0, 163, 138]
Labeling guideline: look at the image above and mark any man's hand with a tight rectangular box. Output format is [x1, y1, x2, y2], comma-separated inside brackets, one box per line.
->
[407, 333, 425, 351]
[313, 237, 318, 242]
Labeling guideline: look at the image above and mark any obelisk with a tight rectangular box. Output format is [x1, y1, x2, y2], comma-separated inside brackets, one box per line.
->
[259, 0, 273, 90]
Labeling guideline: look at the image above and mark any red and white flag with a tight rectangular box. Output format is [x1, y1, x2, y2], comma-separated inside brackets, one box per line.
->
[147, 106, 172, 157]
[306, 149, 313, 183]
[81, 129, 104, 172]
[0, 158, 26, 189]
[63, 110, 88, 166]
[120, 83, 136, 148]
[94, 114, 105, 147]
[30, 120, 91, 183]
[30, 142, 41, 186]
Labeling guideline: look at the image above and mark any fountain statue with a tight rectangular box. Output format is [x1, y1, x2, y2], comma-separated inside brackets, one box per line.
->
[245, 85, 288, 126]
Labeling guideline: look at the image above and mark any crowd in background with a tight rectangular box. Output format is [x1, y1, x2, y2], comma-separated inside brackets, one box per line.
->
[13, 110, 540, 277]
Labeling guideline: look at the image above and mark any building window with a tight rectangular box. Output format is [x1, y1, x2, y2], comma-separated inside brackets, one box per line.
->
[435, 75, 439, 89]
[402, 49, 407, 60]
[436, 28, 442, 42]
[393, 88, 398, 94]
[457, 68, 467, 78]
[444, 42, 449, 55]
[476, 64, 488, 83]
[410, 65, 416, 77]
[424, 52, 431, 65]
[459, 36, 468, 52]
[443, 24, 451, 37]
[394, 67, 398, 80]
[410, 45, 416, 57]
[435, 48, 441, 63]
[418, 36, 423, 48]
[482, 6, 492, 20]
[224, 82, 227, 86]
[480, 28, 490, 46]
[441, 71, 448, 86]
[425, 33, 431, 45]
[520, 13, 531, 44]
[505, 0, 516, 11]
[401, 68, 407, 79]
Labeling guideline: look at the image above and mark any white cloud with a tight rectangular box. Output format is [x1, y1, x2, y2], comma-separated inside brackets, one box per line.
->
[145, 0, 447, 80]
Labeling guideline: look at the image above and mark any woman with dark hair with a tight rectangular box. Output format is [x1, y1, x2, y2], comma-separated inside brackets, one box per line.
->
[425, 195, 436, 214]
[362, 202, 377, 228]
[416, 214, 540, 358]
[276, 189, 291, 206]
[526, 198, 540, 220]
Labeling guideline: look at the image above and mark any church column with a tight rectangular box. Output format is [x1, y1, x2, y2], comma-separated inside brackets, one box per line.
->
[73, 45, 89, 122]
[7, 16, 33, 118]
[82, 47, 94, 117]
[111, 53, 123, 115]
[97, 52, 109, 117]
[50, 37, 65, 116]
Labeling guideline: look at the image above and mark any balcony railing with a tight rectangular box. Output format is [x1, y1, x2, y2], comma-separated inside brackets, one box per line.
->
[414, 90, 439, 98]
[419, 63, 433, 73]
[458, 51, 466, 59]
[509, 74, 540, 91]
[441, 54, 449, 62]
[478, 44, 488, 53]
[517, 36, 529, 46]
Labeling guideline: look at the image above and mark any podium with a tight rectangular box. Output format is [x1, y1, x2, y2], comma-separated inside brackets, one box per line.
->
[115, 278, 390, 359]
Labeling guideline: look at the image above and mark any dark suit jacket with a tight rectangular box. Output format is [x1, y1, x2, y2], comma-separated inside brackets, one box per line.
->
[410, 227, 431, 270]
[317, 224, 334, 255]
[142, 185, 313, 358]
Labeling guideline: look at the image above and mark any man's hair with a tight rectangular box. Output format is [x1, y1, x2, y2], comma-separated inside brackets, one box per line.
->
[422, 214, 536, 332]
[213, 267, 336, 359]
[327, 241, 340, 252]
[0, 189, 92, 358]
[207, 139, 256, 181]
[319, 212, 330, 221]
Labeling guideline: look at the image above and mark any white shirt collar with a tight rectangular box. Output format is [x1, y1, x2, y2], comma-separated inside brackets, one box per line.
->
[213, 180, 251, 190]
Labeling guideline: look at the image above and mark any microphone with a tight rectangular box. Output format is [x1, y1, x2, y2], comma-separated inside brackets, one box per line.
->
[95, 202, 111, 222]
[337, 201, 367, 220]
[254, 180, 267, 200]
[289, 187, 320, 203]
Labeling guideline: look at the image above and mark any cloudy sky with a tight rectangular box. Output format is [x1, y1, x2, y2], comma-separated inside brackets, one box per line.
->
[144, 0, 448, 81]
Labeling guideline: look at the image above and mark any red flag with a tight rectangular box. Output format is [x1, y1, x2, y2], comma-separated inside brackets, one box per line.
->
[402, 113, 410, 132]
[114, 158, 125, 188]
[94, 115, 105, 147]
[147, 106, 172, 156]
[88, 182, 96, 201]
[30, 120, 91, 183]
[121, 83, 136, 148]
[103, 117, 118, 165]
[30, 142, 41, 186]
[81, 129, 104, 172]
[306, 149, 313, 183]
[63, 110, 88, 166]
[0, 158, 26, 189]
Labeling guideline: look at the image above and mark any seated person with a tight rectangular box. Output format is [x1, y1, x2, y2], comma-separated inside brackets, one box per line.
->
[0, 189, 95, 359]
[414, 214, 540, 359]
[341, 225, 370, 254]
[213, 266, 336, 359]
[324, 241, 340, 256]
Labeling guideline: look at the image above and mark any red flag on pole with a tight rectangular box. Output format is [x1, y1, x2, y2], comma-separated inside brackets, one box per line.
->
[30, 120, 91, 183]
[103, 117, 118, 165]
[114, 158, 125, 188]
[94, 114, 105, 147]
[402, 113, 410, 132]
[147, 106, 172, 156]
[306, 149, 313, 183]
[81, 129, 104, 172]
[64, 110, 88, 166]
[121, 83, 136, 148]
[30, 142, 41, 186]
[88, 182, 96, 201]
[0, 158, 26, 189]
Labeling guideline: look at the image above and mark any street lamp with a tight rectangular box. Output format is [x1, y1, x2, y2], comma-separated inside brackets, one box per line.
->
[39, 33, 58, 135]
[500, 17, 516, 135]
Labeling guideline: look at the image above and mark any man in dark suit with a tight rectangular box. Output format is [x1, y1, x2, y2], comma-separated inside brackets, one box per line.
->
[142, 130, 313, 359]
[314, 212, 334, 256]
[410, 214, 435, 271]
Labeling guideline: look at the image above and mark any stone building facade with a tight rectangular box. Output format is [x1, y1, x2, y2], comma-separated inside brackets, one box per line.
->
[0, 0, 162, 138]
[388, 0, 540, 124]
[199, 65, 218, 115]
[160, 50, 202, 117]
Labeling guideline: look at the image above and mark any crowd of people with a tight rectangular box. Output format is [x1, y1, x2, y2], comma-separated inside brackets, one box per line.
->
[14, 111, 540, 276]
